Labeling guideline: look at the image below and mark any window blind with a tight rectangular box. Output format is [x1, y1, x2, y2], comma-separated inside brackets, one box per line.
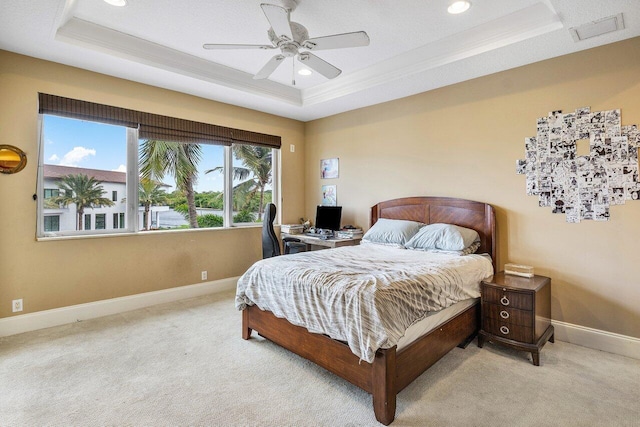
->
[38, 93, 281, 148]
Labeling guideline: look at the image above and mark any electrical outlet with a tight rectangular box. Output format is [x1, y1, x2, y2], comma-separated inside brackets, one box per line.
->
[290, 144, 295, 153]
[12, 299, 23, 313]
[201, 271, 208, 281]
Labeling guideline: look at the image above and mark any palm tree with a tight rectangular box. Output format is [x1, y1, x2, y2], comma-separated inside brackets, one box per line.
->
[139, 140, 202, 228]
[51, 174, 115, 230]
[139, 178, 168, 230]
[207, 145, 272, 221]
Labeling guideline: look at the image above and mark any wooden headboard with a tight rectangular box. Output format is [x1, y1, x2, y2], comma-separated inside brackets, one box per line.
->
[371, 196, 496, 270]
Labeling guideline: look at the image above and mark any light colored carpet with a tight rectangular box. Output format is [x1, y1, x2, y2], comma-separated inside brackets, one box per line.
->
[1, 289, 639, 426]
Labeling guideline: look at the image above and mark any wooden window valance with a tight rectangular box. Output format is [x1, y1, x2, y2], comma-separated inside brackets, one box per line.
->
[38, 93, 281, 149]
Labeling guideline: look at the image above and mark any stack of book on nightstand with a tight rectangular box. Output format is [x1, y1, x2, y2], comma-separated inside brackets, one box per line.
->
[336, 227, 363, 239]
[281, 224, 304, 234]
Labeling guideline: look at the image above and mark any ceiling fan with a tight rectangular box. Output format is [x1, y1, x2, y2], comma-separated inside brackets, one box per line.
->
[203, 0, 370, 83]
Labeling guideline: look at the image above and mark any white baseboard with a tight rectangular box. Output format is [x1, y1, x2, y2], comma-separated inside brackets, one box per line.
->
[552, 320, 640, 360]
[0, 277, 238, 338]
[3, 285, 639, 361]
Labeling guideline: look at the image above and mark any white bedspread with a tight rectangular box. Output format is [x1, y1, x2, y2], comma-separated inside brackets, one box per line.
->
[236, 244, 493, 363]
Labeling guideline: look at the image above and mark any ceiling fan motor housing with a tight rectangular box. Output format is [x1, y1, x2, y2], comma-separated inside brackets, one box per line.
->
[268, 22, 309, 47]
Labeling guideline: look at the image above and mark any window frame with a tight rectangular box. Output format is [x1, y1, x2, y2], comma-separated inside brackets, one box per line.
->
[36, 114, 280, 238]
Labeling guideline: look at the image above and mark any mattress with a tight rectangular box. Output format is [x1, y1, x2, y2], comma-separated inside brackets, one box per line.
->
[396, 297, 479, 351]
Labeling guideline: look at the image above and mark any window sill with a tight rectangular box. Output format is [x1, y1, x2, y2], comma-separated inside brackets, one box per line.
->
[36, 224, 262, 242]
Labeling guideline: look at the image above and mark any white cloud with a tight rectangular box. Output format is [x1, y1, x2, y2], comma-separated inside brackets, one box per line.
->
[48, 154, 60, 162]
[112, 164, 127, 172]
[59, 146, 96, 166]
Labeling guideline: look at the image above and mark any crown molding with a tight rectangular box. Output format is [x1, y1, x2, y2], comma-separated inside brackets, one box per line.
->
[55, 17, 302, 106]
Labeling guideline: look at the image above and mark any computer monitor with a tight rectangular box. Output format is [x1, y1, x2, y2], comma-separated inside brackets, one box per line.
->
[315, 205, 342, 231]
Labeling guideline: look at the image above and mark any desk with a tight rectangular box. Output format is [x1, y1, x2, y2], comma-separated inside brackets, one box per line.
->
[281, 232, 361, 250]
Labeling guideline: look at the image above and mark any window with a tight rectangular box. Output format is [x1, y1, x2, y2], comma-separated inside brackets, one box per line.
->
[112, 212, 126, 229]
[95, 214, 106, 230]
[44, 215, 60, 232]
[44, 189, 59, 199]
[231, 145, 274, 224]
[38, 115, 132, 236]
[37, 93, 281, 238]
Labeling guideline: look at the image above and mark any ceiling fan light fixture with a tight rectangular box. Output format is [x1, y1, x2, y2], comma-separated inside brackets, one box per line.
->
[104, 0, 127, 7]
[448, 1, 471, 14]
[298, 68, 312, 76]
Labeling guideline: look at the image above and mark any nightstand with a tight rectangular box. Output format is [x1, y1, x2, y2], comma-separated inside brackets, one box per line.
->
[478, 272, 554, 366]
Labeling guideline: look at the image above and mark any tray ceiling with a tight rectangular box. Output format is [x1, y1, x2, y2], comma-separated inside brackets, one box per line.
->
[1, 0, 639, 121]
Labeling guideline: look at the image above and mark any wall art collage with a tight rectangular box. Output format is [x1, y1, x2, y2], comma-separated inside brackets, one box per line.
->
[517, 107, 640, 222]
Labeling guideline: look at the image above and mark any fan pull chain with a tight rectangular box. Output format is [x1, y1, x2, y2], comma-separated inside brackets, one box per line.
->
[292, 59, 296, 86]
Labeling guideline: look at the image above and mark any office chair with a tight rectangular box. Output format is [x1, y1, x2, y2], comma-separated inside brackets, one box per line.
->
[262, 203, 307, 258]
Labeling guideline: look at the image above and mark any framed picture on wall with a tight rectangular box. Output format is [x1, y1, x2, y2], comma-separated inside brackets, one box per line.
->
[322, 185, 337, 206]
[321, 158, 339, 179]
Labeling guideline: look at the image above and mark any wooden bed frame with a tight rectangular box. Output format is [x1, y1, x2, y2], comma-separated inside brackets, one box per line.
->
[242, 196, 496, 424]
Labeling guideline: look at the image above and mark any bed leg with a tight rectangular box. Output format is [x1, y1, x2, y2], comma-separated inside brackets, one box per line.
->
[457, 332, 477, 349]
[242, 309, 253, 340]
[372, 347, 396, 425]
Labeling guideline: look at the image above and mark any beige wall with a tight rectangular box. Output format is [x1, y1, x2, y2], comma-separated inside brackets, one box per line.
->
[3, 37, 640, 340]
[0, 50, 305, 318]
[305, 37, 640, 339]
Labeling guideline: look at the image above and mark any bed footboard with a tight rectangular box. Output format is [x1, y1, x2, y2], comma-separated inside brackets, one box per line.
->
[241, 302, 479, 425]
[242, 306, 397, 424]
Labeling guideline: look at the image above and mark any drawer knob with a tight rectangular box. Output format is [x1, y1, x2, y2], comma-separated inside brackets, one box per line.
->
[500, 310, 509, 319]
[500, 296, 510, 306]
[500, 326, 510, 335]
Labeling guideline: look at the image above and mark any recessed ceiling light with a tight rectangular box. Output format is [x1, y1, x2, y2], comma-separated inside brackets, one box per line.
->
[448, 1, 471, 14]
[298, 68, 312, 76]
[104, 0, 127, 6]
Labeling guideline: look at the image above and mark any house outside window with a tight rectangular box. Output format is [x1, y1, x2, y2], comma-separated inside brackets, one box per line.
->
[84, 214, 91, 231]
[112, 190, 117, 202]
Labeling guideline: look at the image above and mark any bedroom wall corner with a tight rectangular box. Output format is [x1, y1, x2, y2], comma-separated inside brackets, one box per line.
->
[302, 36, 640, 346]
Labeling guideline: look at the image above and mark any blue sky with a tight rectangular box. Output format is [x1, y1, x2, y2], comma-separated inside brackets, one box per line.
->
[43, 115, 227, 192]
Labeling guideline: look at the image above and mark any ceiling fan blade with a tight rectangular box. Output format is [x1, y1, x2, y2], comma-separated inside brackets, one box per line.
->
[303, 31, 370, 51]
[254, 54, 286, 80]
[203, 43, 275, 50]
[260, 3, 293, 41]
[297, 52, 341, 79]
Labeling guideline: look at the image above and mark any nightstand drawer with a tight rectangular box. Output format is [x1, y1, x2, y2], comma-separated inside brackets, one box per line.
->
[482, 318, 534, 343]
[482, 285, 533, 310]
[482, 303, 533, 327]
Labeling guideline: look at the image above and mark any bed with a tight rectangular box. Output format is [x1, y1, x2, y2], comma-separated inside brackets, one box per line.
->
[238, 196, 496, 424]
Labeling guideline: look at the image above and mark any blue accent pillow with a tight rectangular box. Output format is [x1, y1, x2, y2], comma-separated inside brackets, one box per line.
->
[361, 218, 424, 247]
[404, 223, 479, 252]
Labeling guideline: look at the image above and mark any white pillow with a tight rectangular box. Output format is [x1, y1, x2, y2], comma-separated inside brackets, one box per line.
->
[361, 218, 424, 247]
[404, 223, 479, 251]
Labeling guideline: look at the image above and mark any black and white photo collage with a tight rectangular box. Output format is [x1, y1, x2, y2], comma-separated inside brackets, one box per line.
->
[516, 107, 640, 223]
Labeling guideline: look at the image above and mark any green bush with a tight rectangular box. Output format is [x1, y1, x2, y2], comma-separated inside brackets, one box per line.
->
[233, 210, 256, 223]
[197, 214, 224, 228]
